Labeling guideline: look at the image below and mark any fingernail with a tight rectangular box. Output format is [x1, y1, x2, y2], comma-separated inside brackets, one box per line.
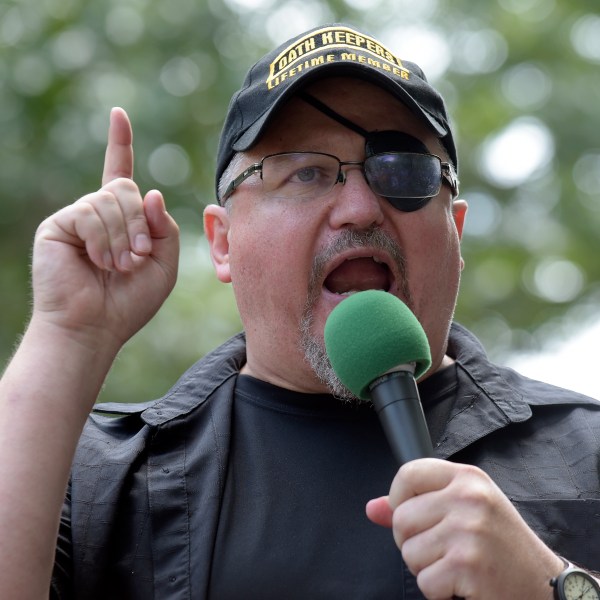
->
[134, 233, 151, 254]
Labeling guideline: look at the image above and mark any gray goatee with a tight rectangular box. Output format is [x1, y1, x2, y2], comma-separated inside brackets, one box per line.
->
[299, 228, 411, 403]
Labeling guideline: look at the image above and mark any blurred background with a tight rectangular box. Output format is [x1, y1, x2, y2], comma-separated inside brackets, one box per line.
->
[1, 0, 599, 403]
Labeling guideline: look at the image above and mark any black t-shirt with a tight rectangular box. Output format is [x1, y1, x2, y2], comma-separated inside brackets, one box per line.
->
[209, 365, 458, 599]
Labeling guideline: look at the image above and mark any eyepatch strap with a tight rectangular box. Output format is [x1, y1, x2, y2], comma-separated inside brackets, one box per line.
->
[297, 91, 369, 138]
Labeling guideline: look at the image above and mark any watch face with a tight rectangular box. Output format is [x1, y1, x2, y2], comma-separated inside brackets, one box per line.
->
[563, 571, 600, 600]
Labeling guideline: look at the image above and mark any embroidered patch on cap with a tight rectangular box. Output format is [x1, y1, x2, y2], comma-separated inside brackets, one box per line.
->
[266, 26, 411, 91]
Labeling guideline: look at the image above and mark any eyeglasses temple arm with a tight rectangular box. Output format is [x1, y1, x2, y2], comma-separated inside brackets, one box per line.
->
[221, 163, 262, 203]
[442, 163, 460, 198]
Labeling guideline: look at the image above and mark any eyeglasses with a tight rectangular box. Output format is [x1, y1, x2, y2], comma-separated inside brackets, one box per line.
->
[220, 151, 459, 210]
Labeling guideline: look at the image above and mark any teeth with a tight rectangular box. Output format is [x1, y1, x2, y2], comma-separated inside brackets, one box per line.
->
[373, 256, 382, 264]
[336, 288, 386, 296]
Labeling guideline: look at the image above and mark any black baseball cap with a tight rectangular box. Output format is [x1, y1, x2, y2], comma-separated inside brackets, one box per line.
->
[215, 23, 458, 198]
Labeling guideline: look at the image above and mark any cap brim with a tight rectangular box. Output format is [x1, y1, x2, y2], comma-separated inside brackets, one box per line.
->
[232, 62, 448, 153]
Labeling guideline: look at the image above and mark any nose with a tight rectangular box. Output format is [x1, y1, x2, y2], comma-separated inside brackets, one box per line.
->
[327, 167, 385, 230]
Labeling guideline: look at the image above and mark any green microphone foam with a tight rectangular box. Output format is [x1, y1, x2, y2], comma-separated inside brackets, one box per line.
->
[324, 290, 432, 400]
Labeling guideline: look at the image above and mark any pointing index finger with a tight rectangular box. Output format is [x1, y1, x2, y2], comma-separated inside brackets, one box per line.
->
[102, 107, 134, 186]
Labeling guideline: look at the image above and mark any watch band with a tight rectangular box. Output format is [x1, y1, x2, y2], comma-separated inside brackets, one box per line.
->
[550, 556, 600, 600]
[550, 556, 570, 599]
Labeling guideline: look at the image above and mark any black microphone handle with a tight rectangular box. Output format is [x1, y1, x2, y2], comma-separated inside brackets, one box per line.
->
[369, 370, 433, 466]
[370, 372, 464, 600]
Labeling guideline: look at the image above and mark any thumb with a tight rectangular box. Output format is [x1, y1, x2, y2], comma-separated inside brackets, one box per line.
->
[143, 189, 180, 266]
[365, 496, 394, 528]
[143, 189, 179, 240]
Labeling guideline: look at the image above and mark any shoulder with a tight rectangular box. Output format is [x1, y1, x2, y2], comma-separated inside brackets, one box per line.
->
[78, 332, 247, 458]
[449, 322, 600, 412]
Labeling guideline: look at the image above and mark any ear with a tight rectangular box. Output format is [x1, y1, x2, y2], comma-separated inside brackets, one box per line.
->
[452, 199, 468, 238]
[452, 199, 468, 270]
[203, 204, 232, 283]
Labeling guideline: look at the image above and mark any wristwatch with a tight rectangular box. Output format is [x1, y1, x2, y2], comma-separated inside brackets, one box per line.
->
[550, 559, 600, 600]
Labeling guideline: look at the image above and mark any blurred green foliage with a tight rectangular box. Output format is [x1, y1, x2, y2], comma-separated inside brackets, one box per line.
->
[1, 0, 599, 403]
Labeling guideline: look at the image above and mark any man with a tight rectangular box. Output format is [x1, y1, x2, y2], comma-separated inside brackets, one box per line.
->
[1, 23, 599, 599]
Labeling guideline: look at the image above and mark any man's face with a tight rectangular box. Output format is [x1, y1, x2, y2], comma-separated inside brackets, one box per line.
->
[205, 77, 467, 395]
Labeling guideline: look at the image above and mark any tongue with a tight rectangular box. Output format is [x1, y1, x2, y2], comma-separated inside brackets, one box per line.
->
[324, 258, 390, 294]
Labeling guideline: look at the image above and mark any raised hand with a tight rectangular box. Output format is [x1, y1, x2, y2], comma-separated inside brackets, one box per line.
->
[31, 107, 180, 351]
[366, 458, 564, 599]
[0, 107, 183, 599]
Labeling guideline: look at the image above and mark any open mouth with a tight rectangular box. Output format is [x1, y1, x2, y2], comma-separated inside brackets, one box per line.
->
[324, 256, 393, 295]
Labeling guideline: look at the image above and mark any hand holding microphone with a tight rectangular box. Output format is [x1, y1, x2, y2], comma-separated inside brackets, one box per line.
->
[324, 291, 563, 600]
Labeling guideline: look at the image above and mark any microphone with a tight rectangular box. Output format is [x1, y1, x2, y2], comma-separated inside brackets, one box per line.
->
[324, 290, 434, 466]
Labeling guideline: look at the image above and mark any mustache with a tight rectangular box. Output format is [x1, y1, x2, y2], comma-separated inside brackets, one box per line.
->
[306, 227, 411, 307]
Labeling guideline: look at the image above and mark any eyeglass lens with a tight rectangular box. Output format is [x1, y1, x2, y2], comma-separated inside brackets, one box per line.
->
[262, 153, 338, 198]
[364, 153, 442, 199]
